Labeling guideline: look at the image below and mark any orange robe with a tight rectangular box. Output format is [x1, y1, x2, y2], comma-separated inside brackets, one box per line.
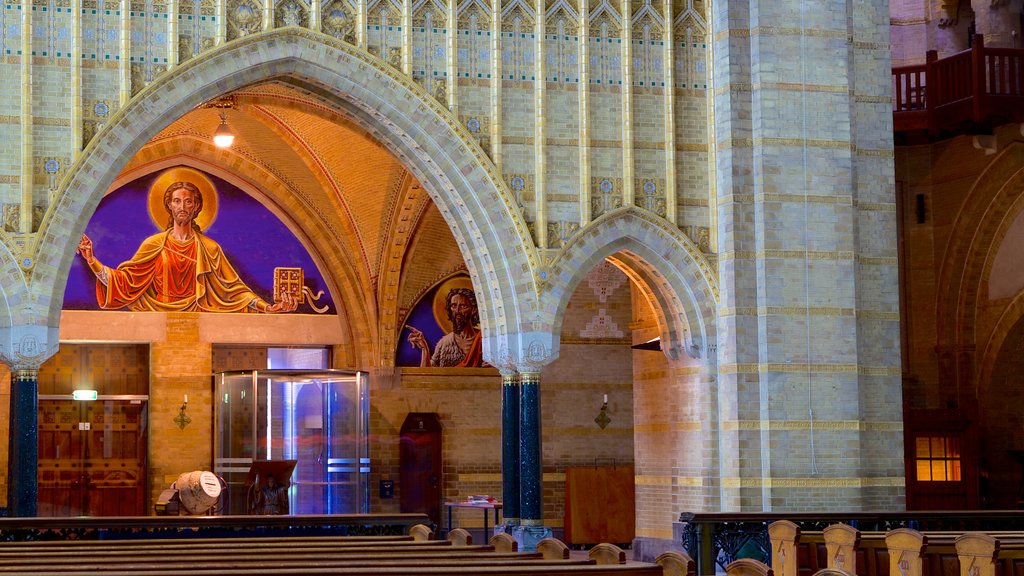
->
[455, 331, 485, 368]
[97, 230, 263, 313]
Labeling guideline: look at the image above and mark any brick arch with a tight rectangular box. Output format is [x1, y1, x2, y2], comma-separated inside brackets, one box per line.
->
[541, 207, 718, 363]
[0, 241, 34, 367]
[977, 290, 1024, 395]
[935, 143, 1024, 388]
[28, 28, 539, 362]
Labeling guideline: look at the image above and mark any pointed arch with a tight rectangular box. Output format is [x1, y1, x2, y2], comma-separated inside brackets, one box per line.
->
[540, 207, 717, 363]
[936, 142, 1024, 390]
[29, 28, 540, 367]
[545, 0, 580, 23]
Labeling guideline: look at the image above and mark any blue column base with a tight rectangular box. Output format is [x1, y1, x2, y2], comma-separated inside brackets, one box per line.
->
[509, 524, 553, 552]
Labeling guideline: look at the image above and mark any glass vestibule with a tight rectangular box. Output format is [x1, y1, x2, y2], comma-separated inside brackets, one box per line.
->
[214, 369, 369, 515]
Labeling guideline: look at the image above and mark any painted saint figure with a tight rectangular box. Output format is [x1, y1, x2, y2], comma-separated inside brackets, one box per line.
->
[407, 287, 487, 367]
[77, 180, 297, 313]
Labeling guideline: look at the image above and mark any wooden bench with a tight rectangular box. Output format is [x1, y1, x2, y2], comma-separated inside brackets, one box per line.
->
[0, 527, 688, 576]
[768, 521, 1024, 576]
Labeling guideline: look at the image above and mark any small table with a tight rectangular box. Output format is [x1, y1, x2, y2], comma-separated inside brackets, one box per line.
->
[444, 501, 503, 537]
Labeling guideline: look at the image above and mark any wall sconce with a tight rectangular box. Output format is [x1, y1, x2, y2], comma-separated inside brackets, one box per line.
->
[595, 394, 610, 429]
[175, 394, 192, 430]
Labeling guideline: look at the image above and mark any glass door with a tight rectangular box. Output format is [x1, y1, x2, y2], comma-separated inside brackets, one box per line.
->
[215, 370, 369, 515]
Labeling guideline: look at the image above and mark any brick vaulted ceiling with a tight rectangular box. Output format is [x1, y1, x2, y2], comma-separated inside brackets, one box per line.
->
[115, 79, 452, 352]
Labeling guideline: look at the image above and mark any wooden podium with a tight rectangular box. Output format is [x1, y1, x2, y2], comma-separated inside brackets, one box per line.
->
[564, 466, 635, 545]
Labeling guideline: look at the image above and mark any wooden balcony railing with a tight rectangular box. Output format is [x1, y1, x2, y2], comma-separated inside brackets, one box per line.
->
[893, 34, 1024, 136]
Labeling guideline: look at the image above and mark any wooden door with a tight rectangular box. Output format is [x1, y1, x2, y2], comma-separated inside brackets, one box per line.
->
[38, 401, 86, 516]
[38, 399, 147, 516]
[399, 413, 442, 527]
[564, 466, 636, 545]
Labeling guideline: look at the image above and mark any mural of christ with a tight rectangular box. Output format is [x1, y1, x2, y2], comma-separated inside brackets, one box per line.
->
[76, 167, 297, 314]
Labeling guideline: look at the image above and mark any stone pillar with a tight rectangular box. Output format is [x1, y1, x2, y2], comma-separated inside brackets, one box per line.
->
[516, 371, 551, 549]
[500, 370, 521, 527]
[7, 368, 38, 516]
[712, 0, 903, 510]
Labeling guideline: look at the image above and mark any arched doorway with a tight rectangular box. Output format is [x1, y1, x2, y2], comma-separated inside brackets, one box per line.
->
[26, 29, 543, 515]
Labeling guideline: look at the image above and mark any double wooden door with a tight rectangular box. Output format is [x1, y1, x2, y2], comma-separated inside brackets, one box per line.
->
[38, 399, 148, 516]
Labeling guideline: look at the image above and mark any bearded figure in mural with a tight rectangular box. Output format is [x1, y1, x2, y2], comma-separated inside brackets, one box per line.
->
[77, 180, 297, 314]
[407, 287, 487, 367]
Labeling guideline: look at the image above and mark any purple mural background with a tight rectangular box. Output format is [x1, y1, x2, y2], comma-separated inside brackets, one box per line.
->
[396, 275, 483, 367]
[63, 167, 335, 314]
[395, 283, 447, 367]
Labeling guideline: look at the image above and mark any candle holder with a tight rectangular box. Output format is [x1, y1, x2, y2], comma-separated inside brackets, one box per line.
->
[595, 398, 611, 429]
[175, 397, 192, 430]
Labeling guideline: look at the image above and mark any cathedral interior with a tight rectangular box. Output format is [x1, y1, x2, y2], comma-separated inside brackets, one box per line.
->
[0, 0, 1022, 557]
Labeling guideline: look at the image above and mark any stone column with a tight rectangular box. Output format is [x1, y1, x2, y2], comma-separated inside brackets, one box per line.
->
[516, 371, 551, 549]
[500, 369, 520, 527]
[7, 368, 38, 516]
[712, 0, 903, 510]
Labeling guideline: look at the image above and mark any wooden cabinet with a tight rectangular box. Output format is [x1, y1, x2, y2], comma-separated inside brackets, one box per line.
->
[564, 466, 635, 545]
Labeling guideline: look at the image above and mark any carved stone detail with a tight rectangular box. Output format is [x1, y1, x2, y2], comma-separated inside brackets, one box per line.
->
[227, 0, 264, 40]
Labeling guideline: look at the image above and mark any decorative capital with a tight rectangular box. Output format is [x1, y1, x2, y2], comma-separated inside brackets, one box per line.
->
[0, 326, 59, 372]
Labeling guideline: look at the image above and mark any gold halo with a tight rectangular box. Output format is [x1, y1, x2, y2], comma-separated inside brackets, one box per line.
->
[431, 275, 475, 334]
[147, 167, 219, 231]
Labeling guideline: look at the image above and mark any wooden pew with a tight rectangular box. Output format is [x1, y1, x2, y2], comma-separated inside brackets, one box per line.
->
[727, 557, 774, 576]
[774, 524, 1024, 576]
[0, 530, 672, 576]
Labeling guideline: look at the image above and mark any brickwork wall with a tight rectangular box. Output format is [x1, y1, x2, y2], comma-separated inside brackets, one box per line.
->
[896, 124, 1024, 509]
[0, 2, 720, 283]
[711, 0, 903, 511]
[148, 313, 213, 509]
[373, 260, 634, 530]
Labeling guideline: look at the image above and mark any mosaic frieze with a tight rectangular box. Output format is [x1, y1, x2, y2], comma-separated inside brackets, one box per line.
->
[177, 0, 217, 61]
[432, 77, 447, 106]
[275, 0, 308, 28]
[634, 178, 666, 217]
[500, 2, 534, 33]
[507, 174, 533, 209]
[130, 62, 167, 96]
[632, 12, 662, 40]
[227, 0, 263, 40]
[81, 1, 123, 61]
[588, 6, 621, 37]
[681, 224, 710, 253]
[456, 0, 490, 26]
[674, 14, 706, 89]
[82, 99, 113, 148]
[411, 0, 445, 28]
[2, 205, 46, 233]
[547, 0, 576, 12]
[411, 4, 447, 88]
[321, 0, 356, 43]
[501, 4, 535, 80]
[37, 0, 73, 58]
[590, 177, 623, 218]
[546, 220, 580, 249]
[545, 7, 578, 36]
[35, 157, 70, 192]
[366, 0, 401, 61]
[545, 14, 580, 83]
[456, 3, 490, 79]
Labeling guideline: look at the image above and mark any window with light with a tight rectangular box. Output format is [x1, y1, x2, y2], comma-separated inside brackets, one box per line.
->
[915, 436, 962, 481]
